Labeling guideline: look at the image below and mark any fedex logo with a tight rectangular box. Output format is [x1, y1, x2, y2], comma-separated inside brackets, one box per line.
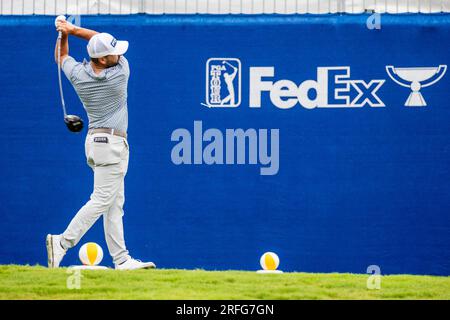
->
[249, 67, 385, 109]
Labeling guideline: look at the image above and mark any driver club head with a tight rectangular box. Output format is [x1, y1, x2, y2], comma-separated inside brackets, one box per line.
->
[64, 115, 84, 133]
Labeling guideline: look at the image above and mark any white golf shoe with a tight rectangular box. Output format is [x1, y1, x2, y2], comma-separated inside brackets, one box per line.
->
[115, 258, 156, 270]
[46, 234, 67, 268]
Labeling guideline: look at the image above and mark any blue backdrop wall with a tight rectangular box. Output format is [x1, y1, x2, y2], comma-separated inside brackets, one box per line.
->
[0, 14, 449, 275]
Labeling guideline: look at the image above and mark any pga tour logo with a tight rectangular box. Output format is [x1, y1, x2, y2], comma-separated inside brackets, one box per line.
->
[203, 58, 447, 109]
[203, 58, 241, 108]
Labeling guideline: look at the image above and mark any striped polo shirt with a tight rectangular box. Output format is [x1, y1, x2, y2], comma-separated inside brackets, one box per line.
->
[62, 55, 129, 133]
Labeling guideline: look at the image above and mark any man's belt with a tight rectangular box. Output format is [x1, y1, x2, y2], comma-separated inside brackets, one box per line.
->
[88, 128, 127, 139]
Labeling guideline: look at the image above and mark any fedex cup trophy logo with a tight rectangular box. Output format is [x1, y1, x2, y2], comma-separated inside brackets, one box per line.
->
[203, 58, 241, 108]
[386, 65, 447, 106]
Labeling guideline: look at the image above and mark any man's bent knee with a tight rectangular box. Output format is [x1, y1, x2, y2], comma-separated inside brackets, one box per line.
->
[89, 192, 117, 213]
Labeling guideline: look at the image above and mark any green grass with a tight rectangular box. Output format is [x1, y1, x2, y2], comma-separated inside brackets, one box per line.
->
[0, 265, 449, 300]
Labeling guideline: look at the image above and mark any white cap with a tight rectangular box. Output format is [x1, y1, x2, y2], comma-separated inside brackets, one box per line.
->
[87, 33, 129, 58]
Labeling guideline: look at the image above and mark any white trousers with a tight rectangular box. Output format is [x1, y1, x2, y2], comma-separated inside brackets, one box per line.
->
[61, 132, 130, 265]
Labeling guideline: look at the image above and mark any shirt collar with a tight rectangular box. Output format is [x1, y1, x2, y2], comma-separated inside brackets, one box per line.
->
[83, 59, 107, 80]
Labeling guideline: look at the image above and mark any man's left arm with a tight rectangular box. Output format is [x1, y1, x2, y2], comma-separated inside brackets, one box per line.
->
[54, 23, 69, 65]
[70, 25, 99, 41]
[54, 20, 99, 64]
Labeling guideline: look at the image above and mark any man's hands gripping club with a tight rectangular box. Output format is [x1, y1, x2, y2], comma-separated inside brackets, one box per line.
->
[55, 16, 76, 36]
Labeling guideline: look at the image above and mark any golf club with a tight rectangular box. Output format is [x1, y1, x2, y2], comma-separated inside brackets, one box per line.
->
[56, 15, 84, 133]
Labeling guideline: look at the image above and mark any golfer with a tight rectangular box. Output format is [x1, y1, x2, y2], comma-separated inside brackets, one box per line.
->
[220, 61, 238, 106]
[46, 18, 155, 270]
